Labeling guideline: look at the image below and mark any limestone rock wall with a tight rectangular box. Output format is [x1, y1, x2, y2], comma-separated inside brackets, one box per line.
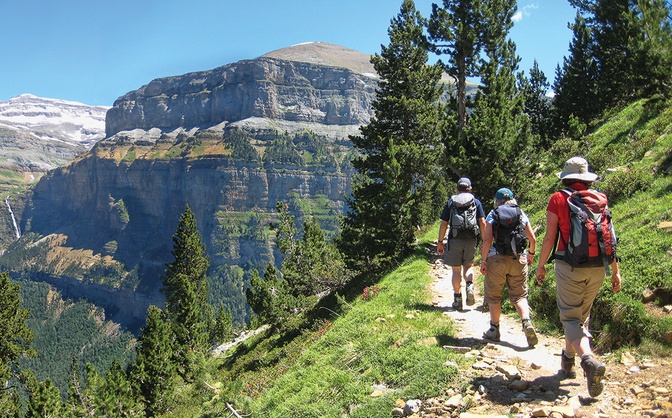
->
[105, 57, 376, 137]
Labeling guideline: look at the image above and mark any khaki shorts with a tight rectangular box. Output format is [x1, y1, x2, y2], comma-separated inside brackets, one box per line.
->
[555, 260, 605, 342]
[443, 237, 478, 267]
[483, 254, 528, 305]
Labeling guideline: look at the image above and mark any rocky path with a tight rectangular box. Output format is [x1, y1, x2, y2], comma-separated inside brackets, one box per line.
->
[401, 252, 672, 418]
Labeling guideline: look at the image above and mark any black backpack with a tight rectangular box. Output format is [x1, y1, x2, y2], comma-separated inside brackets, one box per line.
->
[492, 204, 528, 256]
[449, 193, 480, 239]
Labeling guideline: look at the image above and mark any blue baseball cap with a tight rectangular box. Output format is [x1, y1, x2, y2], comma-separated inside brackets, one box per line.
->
[495, 188, 514, 200]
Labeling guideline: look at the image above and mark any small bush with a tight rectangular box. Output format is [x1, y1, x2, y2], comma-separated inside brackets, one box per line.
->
[598, 168, 653, 203]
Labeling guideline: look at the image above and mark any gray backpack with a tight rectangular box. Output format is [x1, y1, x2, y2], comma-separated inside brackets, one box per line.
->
[449, 193, 479, 238]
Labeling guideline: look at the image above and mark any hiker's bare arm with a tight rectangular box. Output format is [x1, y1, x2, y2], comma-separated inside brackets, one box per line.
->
[437, 221, 448, 255]
[480, 222, 493, 274]
[610, 260, 622, 292]
[535, 211, 559, 284]
[478, 217, 486, 243]
[524, 223, 536, 265]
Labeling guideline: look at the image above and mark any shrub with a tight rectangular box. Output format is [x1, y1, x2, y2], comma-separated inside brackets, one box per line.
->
[598, 168, 653, 203]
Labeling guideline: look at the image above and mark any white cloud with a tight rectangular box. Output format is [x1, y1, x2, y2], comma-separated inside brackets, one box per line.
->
[513, 3, 538, 23]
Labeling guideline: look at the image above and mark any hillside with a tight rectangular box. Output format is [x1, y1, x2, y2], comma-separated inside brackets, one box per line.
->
[159, 97, 672, 417]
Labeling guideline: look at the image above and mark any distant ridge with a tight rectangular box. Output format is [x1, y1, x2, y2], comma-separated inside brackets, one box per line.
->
[262, 42, 376, 76]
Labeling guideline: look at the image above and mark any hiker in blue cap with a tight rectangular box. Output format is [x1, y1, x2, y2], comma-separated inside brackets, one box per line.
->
[480, 187, 538, 347]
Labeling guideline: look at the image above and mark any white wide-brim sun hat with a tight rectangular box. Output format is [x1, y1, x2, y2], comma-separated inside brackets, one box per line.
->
[556, 156, 598, 182]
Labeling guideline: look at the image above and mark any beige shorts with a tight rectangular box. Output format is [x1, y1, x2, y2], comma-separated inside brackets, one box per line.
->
[483, 254, 528, 305]
[555, 260, 605, 342]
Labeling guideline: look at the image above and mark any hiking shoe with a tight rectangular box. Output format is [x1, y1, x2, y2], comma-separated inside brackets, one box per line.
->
[466, 283, 475, 306]
[452, 297, 463, 311]
[561, 350, 577, 379]
[580, 354, 606, 397]
[522, 319, 538, 347]
[483, 325, 500, 342]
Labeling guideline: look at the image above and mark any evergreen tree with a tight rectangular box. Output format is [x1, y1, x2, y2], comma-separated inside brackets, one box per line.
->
[551, 12, 600, 134]
[522, 60, 552, 147]
[162, 205, 212, 380]
[0, 271, 34, 416]
[96, 360, 143, 418]
[245, 264, 283, 324]
[65, 357, 92, 417]
[566, 0, 672, 107]
[629, 0, 672, 98]
[130, 306, 176, 417]
[211, 304, 235, 346]
[428, 0, 483, 148]
[340, 0, 446, 275]
[464, 0, 533, 197]
[25, 378, 64, 418]
[280, 212, 350, 297]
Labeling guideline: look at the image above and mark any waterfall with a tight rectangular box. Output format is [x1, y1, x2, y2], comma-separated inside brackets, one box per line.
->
[5, 197, 21, 239]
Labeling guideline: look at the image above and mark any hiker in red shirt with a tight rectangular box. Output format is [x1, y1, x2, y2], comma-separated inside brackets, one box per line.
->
[536, 157, 622, 398]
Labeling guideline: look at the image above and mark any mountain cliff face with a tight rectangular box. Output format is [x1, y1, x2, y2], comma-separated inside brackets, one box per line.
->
[0, 94, 108, 248]
[105, 56, 376, 137]
[1, 43, 377, 331]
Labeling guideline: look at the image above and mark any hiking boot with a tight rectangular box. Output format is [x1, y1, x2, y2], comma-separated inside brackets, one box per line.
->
[483, 324, 500, 342]
[580, 354, 606, 397]
[561, 350, 577, 379]
[452, 296, 463, 311]
[522, 319, 538, 347]
[466, 282, 475, 306]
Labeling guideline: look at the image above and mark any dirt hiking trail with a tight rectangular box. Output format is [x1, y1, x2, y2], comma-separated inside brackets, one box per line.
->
[419, 246, 672, 418]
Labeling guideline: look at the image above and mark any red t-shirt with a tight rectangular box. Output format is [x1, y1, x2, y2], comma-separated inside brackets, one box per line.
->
[546, 182, 589, 251]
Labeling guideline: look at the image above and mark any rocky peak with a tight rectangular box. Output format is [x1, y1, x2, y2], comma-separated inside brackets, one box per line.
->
[105, 43, 378, 138]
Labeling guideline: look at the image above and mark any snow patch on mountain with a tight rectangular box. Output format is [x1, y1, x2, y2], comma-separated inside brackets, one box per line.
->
[0, 94, 108, 147]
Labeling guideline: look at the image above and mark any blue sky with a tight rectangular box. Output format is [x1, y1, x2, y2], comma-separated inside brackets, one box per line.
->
[0, 0, 576, 106]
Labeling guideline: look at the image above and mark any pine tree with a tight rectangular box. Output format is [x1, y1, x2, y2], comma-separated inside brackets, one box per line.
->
[25, 378, 64, 418]
[245, 264, 283, 324]
[629, 0, 672, 98]
[340, 0, 446, 274]
[280, 212, 350, 297]
[162, 205, 212, 380]
[211, 304, 235, 346]
[130, 305, 176, 417]
[0, 271, 35, 415]
[98, 360, 143, 418]
[461, 0, 533, 197]
[551, 12, 600, 134]
[65, 357, 92, 417]
[522, 60, 552, 147]
[428, 0, 483, 148]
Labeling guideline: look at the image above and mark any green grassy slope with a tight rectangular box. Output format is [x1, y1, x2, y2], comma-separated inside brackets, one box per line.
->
[160, 98, 672, 417]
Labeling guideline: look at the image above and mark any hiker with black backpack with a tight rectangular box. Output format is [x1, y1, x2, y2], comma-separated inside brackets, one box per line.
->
[437, 177, 486, 311]
[535, 156, 622, 399]
[479, 188, 538, 348]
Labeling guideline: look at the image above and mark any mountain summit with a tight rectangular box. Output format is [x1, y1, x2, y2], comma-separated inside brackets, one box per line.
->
[261, 42, 376, 75]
